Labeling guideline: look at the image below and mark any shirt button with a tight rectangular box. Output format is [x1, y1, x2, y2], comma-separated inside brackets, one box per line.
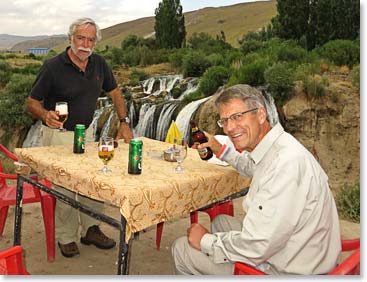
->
[259, 205, 263, 210]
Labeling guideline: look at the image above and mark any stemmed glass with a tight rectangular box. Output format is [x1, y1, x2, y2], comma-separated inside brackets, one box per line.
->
[98, 136, 114, 174]
[55, 102, 68, 132]
[173, 137, 188, 172]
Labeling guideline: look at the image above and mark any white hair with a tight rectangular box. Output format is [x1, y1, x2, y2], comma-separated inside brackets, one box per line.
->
[68, 17, 102, 42]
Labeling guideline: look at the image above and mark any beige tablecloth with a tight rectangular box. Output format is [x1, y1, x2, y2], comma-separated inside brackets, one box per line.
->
[15, 137, 251, 241]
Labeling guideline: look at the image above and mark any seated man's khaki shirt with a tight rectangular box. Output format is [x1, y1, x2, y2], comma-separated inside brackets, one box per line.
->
[201, 123, 341, 274]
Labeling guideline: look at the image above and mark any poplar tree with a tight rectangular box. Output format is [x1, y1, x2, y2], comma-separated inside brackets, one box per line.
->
[154, 0, 186, 49]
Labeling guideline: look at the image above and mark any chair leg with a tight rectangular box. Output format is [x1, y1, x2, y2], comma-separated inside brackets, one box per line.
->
[190, 211, 198, 224]
[156, 222, 164, 250]
[39, 179, 56, 262]
[0, 206, 9, 236]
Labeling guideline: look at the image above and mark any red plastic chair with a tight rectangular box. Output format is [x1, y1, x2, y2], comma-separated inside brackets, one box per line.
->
[233, 239, 360, 275]
[155, 200, 233, 250]
[0, 144, 56, 262]
[0, 245, 29, 275]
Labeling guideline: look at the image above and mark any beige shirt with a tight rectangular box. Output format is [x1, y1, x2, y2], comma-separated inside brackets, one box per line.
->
[201, 123, 341, 274]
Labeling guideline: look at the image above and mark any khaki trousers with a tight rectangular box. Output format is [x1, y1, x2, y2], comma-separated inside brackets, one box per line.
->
[41, 125, 103, 244]
[171, 214, 241, 275]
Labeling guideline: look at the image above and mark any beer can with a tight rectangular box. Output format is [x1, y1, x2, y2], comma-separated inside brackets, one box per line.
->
[73, 124, 85, 154]
[128, 138, 143, 174]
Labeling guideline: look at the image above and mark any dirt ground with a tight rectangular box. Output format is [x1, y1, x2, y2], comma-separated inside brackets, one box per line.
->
[0, 197, 360, 275]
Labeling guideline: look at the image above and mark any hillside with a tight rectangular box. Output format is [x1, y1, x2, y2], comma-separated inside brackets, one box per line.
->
[10, 36, 67, 53]
[51, 0, 276, 52]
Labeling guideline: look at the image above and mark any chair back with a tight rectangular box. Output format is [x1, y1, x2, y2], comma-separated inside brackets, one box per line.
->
[234, 238, 360, 275]
[0, 246, 29, 275]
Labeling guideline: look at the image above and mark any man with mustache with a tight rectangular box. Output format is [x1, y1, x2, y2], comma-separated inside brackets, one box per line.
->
[171, 84, 341, 275]
[26, 17, 133, 258]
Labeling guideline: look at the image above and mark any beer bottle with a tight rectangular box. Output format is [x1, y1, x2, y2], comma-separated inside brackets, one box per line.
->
[189, 120, 213, 160]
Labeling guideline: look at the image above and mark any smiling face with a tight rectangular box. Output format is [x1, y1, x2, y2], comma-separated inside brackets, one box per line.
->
[69, 23, 97, 62]
[219, 98, 271, 152]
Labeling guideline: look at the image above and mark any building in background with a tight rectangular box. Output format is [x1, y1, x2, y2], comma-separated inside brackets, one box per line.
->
[28, 48, 49, 55]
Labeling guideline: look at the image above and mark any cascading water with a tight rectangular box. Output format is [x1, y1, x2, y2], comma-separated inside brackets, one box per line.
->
[21, 75, 280, 149]
[175, 97, 211, 141]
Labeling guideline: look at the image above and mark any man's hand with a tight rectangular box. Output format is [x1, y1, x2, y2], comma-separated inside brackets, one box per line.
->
[115, 123, 133, 143]
[44, 110, 63, 129]
[197, 132, 223, 155]
[187, 223, 209, 250]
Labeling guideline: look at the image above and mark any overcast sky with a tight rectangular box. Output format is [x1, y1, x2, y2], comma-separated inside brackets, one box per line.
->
[0, 0, 264, 36]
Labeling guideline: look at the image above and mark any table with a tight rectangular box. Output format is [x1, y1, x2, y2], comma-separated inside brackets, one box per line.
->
[14, 137, 251, 274]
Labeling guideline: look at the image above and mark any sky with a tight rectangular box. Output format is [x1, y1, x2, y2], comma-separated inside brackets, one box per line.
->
[0, 0, 264, 37]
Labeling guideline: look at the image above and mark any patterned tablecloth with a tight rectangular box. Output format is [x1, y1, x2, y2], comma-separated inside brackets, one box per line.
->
[15, 137, 251, 241]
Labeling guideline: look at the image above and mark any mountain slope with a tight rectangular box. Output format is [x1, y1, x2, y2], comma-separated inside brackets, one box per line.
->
[8, 0, 276, 53]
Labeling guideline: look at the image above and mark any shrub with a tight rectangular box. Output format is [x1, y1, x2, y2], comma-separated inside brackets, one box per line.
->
[0, 74, 35, 127]
[129, 68, 148, 86]
[316, 40, 359, 68]
[349, 65, 360, 90]
[276, 41, 308, 63]
[303, 75, 328, 98]
[181, 50, 211, 78]
[228, 58, 269, 87]
[198, 66, 229, 96]
[336, 183, 360, 223]
[264, 62, 294, 105]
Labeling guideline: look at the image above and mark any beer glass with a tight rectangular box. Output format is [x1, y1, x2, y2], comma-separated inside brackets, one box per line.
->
[55, 102, 68, 131]
[173, 137, 187, 172]
[98, 136, 114, 174]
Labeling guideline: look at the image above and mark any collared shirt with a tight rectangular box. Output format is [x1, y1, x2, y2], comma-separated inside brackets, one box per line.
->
[201, 123, 341, 274]
[30, 47, 117, 130]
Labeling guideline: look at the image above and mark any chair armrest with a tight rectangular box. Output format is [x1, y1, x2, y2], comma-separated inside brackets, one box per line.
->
[341, 239, 360, 252]
[233, 262, 267, 275]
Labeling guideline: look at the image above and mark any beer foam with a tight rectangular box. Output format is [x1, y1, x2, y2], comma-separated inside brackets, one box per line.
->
[56, 104, 68, 114]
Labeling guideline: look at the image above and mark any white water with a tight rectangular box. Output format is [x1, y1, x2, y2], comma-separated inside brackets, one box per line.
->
[175, 97, 211, 141]
[155, 102, 180, 141]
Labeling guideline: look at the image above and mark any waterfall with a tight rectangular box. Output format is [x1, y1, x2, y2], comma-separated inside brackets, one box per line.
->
[91, 108, 104, 141]
[178, 78, 199, 100]
[134, 104, 157, 138]
[100, 108, 115, 138]
[155, 102, 180, 141]
[175, 97, 211, 141]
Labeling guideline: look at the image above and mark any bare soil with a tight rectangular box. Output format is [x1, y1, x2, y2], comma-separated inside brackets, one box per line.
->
[0, 197, 360, 275]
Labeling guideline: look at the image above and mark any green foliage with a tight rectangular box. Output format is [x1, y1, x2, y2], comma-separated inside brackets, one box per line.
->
[336, 183, 360, 223]
[181, 50, 211, 78]
[0, 74, 35, 127]
[303, 75, 328, 98]
[264, 62, 294, 105]
[0, 61, 12, 87]
[316, 40, 359, 68]
[154, 0, 186, 49]
[188, 32, 233, 55]
[276, 40, 308, 63]
[349, 65, 360, 90]
[198, 66, 229, 97]
[228, 58, 269, 87]
[181, 90, 205, 105]
[14, 63, 41, 75]
[129, 68, 149, 86]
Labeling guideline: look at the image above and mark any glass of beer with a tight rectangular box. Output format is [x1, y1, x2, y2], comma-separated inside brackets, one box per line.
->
[55, 101, 68, 131]
[173, 137, 188, 172]
[98, 136, 114, 174]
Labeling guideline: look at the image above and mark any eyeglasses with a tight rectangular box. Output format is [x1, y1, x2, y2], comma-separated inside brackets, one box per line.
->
[217, 108, 258, 128]
[75, 35, 97, 44]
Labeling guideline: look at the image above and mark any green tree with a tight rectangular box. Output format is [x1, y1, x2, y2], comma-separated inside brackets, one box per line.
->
[154, 0, 186, 49]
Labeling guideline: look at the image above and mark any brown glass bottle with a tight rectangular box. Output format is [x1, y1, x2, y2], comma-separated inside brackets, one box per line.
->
[190, 120, 213, 160]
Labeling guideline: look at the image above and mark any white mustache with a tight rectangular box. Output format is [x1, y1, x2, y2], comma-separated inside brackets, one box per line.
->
[78, 47, 92, 52]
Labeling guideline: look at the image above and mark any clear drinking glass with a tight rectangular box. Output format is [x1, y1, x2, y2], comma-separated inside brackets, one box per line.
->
[98, 136, 114, 174]
[55, 102, 68, 132]
[173, 137, 188, 172]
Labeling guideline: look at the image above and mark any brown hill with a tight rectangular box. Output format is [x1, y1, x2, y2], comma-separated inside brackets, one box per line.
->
[51, 0, 276, 52]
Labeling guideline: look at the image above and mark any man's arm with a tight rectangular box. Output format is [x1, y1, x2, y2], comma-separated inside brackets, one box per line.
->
[26, 97, 61, 129]
[108, 87, 134, 143]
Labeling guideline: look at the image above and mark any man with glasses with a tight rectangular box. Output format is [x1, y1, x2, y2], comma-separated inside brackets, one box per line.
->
[26, 18, 133, 258]
[171, 84, 341, 275]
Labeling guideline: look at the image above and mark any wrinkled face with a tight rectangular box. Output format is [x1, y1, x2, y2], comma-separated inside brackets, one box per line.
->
[218, 98, 267, 152]
[70, 24, 97, 61]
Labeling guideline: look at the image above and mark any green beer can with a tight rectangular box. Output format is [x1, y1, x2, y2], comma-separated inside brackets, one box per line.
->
[73, 124, 85, 154]
[128, 138, 143, 174]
